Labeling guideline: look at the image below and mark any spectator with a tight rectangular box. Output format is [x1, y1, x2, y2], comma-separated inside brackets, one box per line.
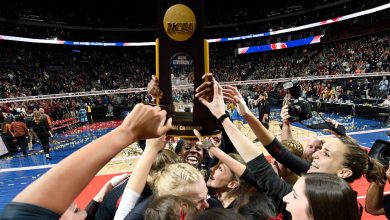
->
[254, 92, 270, 130]
[32, 111, 52, 159]
[230, 106, 244, 132]
[1, 117, 16, 153]
[302, 137, 324, 161]
[378, 94, 390, 107]
[39, 107, 53, 130]
[10, 115, 29, 157]
[379, 76, 389, 98]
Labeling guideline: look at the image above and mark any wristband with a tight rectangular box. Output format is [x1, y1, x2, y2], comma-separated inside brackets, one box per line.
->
[217, 113, 230, 125]
[237, 98, 249, 116]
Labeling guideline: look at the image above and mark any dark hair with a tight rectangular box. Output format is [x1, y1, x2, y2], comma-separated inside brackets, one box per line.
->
[235, 192, 276, 220]
[304, 173, 359, 220]
[144, 195, 198, 220]
[14, 115, 23, 122]
[192, 208, 245, 220]
[339, 136, 384, 184]
[175, 140, 184, 155]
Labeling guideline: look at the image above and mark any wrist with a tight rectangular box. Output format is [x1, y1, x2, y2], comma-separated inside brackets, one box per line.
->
[375, 181, 386, 187]
[112, 126, 137, 148]
[237, 98, 249, 116]
[215, 111, 227, 119]
[282, 119, 290, 124]
[144, 145, 162, 154]
[217, 113, 230, 125]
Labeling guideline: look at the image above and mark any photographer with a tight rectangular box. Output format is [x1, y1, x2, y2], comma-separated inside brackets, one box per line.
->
[378, 94, 390, 107]
[254, 92, 270, 130]
[365, 162, 390, 218]
[280, 105, 323, 161]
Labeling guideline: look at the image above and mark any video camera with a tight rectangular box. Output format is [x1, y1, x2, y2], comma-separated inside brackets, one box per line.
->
[283, 80, 312, 122]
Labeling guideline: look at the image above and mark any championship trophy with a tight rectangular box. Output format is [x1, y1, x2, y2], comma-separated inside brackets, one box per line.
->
[156, 0, 219, 137]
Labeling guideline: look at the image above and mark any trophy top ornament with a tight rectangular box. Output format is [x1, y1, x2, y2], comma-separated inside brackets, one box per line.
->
[163, 4, 196, 42]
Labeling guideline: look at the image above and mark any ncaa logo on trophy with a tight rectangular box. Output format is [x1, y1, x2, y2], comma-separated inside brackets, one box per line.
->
[156, 0, 219, 137]
[163, 4, 196, 42]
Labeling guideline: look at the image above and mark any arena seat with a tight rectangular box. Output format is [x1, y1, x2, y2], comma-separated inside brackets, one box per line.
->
[52, 117, 80, 132]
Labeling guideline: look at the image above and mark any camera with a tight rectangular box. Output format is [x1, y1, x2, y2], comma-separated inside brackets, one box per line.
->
[283, 80, 312, 122]
[369, 139, 390, 166]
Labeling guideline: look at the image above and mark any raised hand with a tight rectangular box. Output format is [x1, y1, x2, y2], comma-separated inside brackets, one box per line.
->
[223, 85, 249, 116]
[147, 75, 163, 99]
[222, 85, 242, 104]
[195, 73, 214, 99]
[118, 103, 172, 142]
[145, 135, 169, 152]
[193, 129, 215, 151]
[280, 105, 290, 123]
[197, 78, 226, 118]
[322, 118, 345, 136]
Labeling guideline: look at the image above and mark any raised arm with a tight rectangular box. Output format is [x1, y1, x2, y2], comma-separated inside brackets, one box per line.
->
[194, 129, 246, 176]
[222, 85, 274, 146]
[197, 79, 262, 162]
[280, 105, 293, 140]
[223, 85, 310, 174]
[197, 80, 292, 211]
[114, 136, 167, 220]
[365, 182, 385, 215]
[13, 104, 172, 215]
[365, 163, 389, 215]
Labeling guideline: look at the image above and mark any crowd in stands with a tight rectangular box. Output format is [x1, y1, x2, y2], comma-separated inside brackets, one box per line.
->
[0, 46, 153, 97]
[212, 31, 389, 83]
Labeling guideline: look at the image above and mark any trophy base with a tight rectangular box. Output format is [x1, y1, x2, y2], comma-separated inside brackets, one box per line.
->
[168, 112, 221, 138]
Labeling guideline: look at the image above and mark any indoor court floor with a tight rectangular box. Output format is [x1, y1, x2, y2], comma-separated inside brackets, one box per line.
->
[1, 110, 390, 220]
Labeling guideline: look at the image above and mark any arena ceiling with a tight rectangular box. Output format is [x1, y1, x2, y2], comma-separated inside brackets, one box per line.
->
[1, 0, 343, 28]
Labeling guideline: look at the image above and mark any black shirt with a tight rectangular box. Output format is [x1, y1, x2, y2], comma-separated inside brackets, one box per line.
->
[94, 179, 152, 220]
[246, 154, 292, 213]
[256, 101, 270, 121]
[1, 202, 60, 220]
[264, 138, 310, 175]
